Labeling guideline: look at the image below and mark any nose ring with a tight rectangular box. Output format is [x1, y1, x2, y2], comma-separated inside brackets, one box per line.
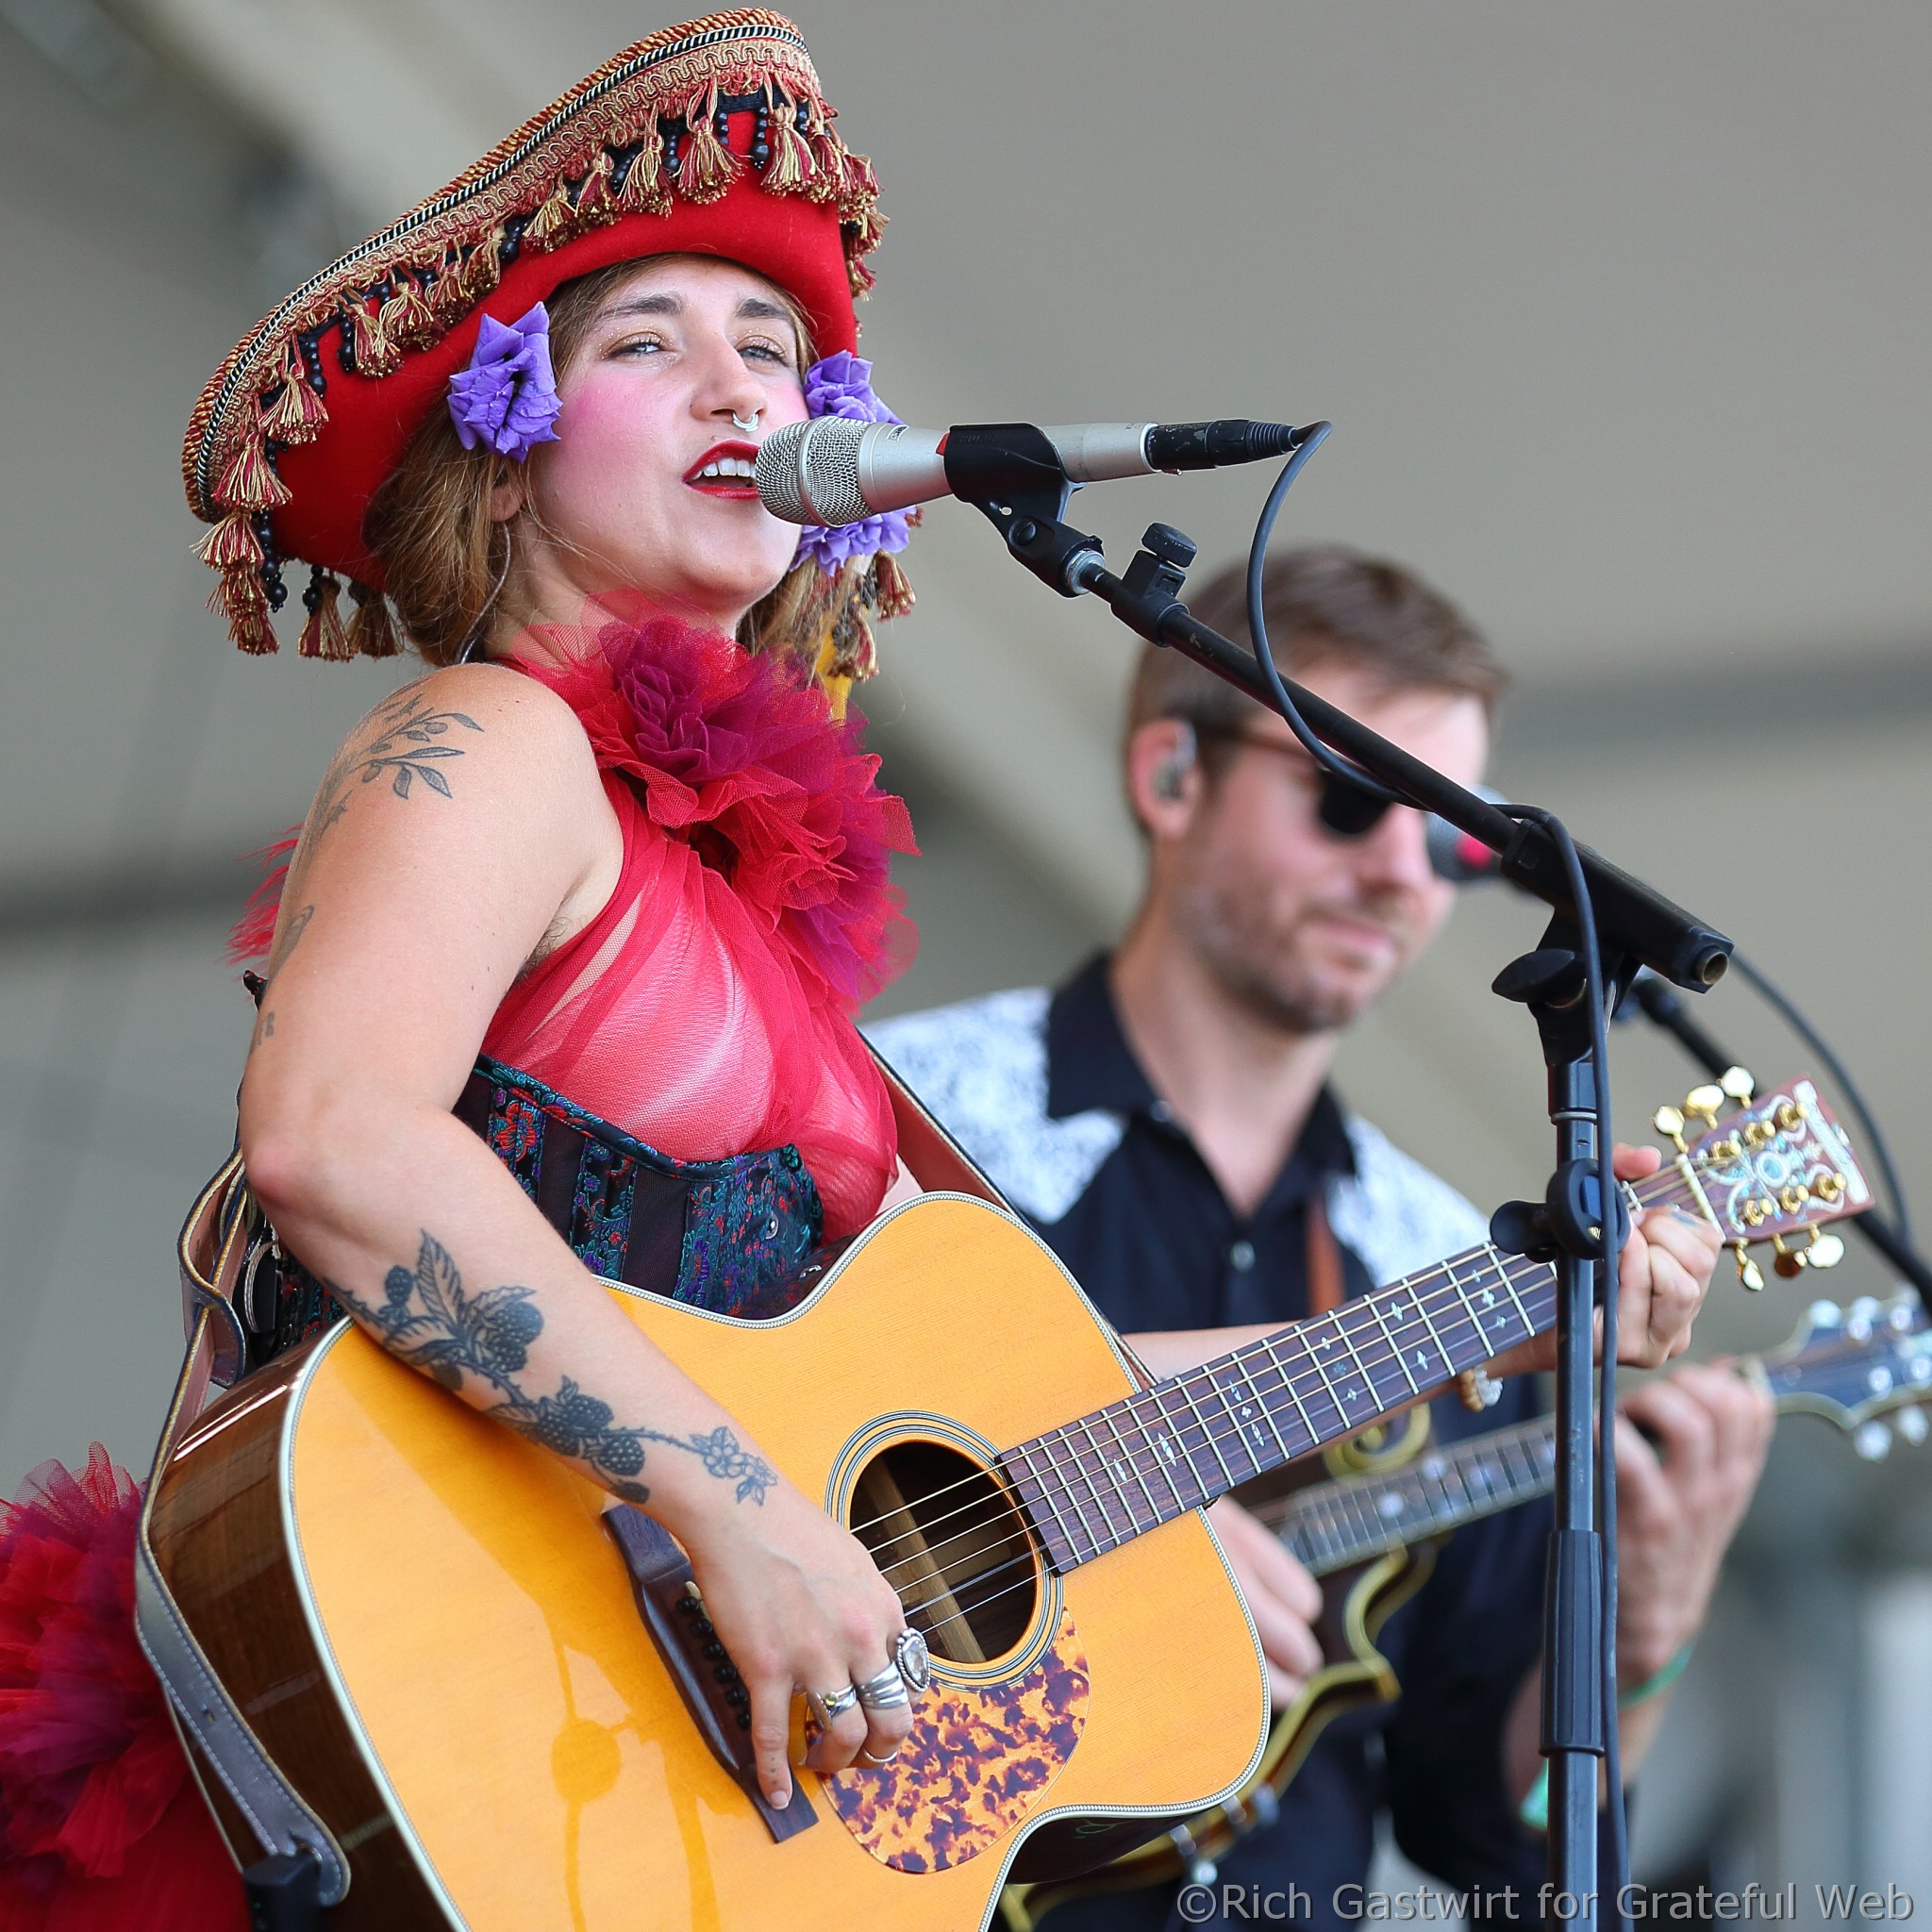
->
[731, 409, 761, 434]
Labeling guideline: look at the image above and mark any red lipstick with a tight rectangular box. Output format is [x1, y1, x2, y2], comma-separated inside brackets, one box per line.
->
[683, 440, 762, 499]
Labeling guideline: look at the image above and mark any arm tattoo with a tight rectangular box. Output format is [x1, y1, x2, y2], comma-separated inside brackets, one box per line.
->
[313, 687, 485, 837]
[333, 1232, 776, 1508]
[249, 903, 313, 1054]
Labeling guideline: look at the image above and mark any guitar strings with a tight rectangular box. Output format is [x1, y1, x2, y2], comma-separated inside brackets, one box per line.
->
[857, 1207, 1615, 1574]
[865, 1241, 1580, 1592]
[865, 1154, 1771, 1593]
[897, 1302, 1873, 1641]
[845, 1166, 1698, 1554]
[858, 1183, 1678, 1587]
[854, 1230, 1569, 1563]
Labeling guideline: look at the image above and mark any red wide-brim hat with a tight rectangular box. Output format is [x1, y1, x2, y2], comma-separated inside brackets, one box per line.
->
[182, 9, 883, 659]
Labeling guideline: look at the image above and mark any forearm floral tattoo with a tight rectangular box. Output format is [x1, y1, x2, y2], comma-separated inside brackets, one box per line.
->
[337, 1232, 775, 1507]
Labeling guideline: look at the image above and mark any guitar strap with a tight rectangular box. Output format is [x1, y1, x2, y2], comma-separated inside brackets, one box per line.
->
[134, 1154, 351, 1900]
[1306, 1192, 1346, 1317]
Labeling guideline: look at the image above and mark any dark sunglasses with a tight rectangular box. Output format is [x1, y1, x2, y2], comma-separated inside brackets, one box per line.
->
[1191, 724, 1395, 838]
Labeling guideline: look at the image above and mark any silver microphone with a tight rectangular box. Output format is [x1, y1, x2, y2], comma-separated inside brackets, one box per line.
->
[754, 417, 1305, 527]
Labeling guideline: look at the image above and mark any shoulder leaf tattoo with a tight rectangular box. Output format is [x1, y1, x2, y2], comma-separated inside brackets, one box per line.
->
[336, 1233, 776, 1507]
[313, 687, 485, 838]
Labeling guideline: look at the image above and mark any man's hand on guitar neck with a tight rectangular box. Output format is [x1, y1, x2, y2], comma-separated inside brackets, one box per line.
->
[1485, 1143, 1723, 1380]
[1504, 1357, 1774, 1805]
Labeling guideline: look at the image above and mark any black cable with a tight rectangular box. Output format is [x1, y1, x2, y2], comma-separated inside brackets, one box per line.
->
[1242, 429, 1405, 808]
[1239, 444, 1630, 1923]
[1728, 950, 1912, 1244]
[1505, 805, 1630, 1932]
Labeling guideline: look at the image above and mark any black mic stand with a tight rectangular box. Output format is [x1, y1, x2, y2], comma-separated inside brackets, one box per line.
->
[945, 431, 1738, 1930]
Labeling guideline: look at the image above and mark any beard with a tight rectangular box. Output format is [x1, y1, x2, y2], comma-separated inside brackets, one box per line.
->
[1179, 870, 1411, 1037]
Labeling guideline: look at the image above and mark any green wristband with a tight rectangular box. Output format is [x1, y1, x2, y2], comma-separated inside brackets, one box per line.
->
[1517, 1644, 1695, 1831]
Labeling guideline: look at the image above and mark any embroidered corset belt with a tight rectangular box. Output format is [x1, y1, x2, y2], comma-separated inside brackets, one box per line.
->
[247, 1054, 827, 1372]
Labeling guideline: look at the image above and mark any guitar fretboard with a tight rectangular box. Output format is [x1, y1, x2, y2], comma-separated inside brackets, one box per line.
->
[998, 1166, 1693, 1574]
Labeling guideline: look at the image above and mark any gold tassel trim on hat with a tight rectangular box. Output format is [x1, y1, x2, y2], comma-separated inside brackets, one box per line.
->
[259, 375, 327, 445]
[215, 440, 291, 511]
[380, 272, 440, 353]
[348, 300, 403, 379]
[346, 582, 401, 659]
[613, 125, 670, 213]
[211, 567, 277, 655]
[523, 180, 579, 254]
[458, 229, 506, 305]
[677, 86, 738, 203]
[762, 85, 814, 195]
[572, 150, 620, 229]
[298, 568, 354, 662]
[195, 508, 263, 574]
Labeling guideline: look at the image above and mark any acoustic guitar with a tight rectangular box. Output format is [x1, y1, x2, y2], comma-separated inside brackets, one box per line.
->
[140, 1078, 1865, 1931]
[1003, 1286, 1930, 1926]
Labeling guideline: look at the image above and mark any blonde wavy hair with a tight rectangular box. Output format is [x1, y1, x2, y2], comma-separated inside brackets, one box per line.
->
[364, 258, 847, 674]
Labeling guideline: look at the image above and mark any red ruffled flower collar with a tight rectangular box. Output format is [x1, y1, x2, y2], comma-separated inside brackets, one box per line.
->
[520, 611, 917, 1008]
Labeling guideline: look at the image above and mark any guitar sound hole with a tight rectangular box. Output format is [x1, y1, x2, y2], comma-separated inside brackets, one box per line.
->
[848, 1441, 1039, 1666]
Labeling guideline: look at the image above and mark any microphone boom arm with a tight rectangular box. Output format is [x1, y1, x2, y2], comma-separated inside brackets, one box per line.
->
[958, 436, 1731, 993]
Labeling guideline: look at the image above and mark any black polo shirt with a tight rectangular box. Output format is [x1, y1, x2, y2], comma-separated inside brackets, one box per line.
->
[870, 958, 1553, 1932]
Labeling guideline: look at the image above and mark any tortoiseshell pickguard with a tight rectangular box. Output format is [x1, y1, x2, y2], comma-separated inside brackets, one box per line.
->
[823, 1607, 1090, 1873]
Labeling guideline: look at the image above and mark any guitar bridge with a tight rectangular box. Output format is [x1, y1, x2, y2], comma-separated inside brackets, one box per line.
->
[603, 1506, 818, 1843]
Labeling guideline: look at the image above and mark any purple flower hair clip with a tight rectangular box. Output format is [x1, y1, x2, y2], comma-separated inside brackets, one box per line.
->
[446, 302, 562, 461]
[794, 351, 912, 575]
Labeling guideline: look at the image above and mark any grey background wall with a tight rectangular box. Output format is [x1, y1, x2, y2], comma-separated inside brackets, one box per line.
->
[1, 0, 1926, 1909]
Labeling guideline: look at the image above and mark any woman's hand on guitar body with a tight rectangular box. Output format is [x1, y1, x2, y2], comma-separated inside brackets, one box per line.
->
[1488, 1144, 1722, 1380]
[674, 1477, 913, 1807]
[1206, 1497, 1324, 1709]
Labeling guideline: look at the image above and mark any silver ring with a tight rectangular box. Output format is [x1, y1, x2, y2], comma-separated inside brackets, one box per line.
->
[892, 1628, 932, 1692]
[730, 409, 762, 433]
[806, 1682, 860, 1729]
[858, 1744, 903, 1766]
[853, 1662, 909, 1711]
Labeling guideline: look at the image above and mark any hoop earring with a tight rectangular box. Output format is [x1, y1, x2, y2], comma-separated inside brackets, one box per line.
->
[458, 523, 516, 664]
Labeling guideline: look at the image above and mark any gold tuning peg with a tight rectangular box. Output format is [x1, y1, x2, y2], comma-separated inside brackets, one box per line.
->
[1732, 1241, 1765, 1291]
[1807, 1232, 1846, 1270]
[1720, 1067, 1756, 1102]
[1772, 1234, 1807, 1278]
[1684, 1084, 1725, 1126]
[1652, 1104, 1688, 1151]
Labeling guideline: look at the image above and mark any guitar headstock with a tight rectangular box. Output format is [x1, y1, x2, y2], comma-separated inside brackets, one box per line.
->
[1758, 1291, 1932, 1457]
[1654, 1069, 1873, 1290]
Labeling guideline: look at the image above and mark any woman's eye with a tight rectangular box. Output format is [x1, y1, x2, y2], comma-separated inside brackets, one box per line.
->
[611, 333, 667, 358]
[740, 337, 792, 367]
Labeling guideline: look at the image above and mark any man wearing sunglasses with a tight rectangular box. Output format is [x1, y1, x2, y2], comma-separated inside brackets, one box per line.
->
[869, 546, 1762, 1931]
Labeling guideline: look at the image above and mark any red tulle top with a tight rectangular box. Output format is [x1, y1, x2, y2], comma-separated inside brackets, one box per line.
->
[481, 610, 916, 1239]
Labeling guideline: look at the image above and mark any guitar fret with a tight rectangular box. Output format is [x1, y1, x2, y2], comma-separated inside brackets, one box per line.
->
[1051, 1424, 1116, 1557]
[1367, 1295, 1423, 1400]
[1399, 1279, 1458, 1386]
[1134, 1387, 1208, 1512]
[1440, 1256, 1499, 1366]
[1325, 1304, 1386, 1422]
[1489, 1248, 1536, 1338]
[1097, 1407, 1166, 1529]
[1174, 1372, 1239, 1491]
[1008, 1441, 1084, 1572]
[1255, 1335, 1320, 1450]
[1214, 1357, 1291, 1473]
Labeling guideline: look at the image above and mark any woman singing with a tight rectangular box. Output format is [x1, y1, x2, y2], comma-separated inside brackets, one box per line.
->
[0, 12, 1717, 1924]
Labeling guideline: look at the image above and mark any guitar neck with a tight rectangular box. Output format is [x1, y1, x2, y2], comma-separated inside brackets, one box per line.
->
[999, 1165, 1701, 1574]
[1275, 1416, 1560, 1576]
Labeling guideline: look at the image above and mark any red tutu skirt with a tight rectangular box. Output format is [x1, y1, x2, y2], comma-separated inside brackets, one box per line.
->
[0, 1448, 246, 1931]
